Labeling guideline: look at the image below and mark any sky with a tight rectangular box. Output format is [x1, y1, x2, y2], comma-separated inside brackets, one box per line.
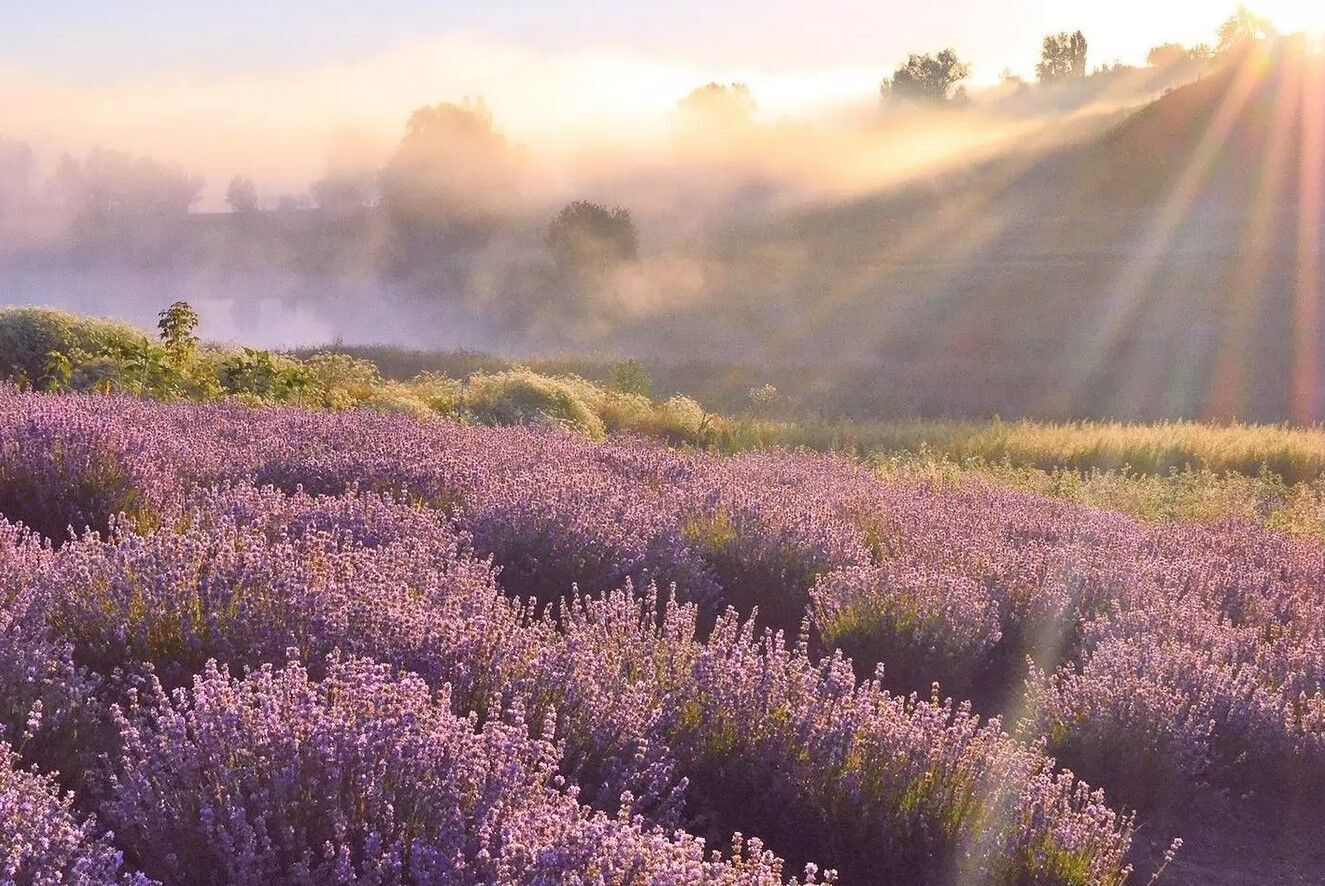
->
[0, 2, 1286, 86]
[2, 2, 1319, 201]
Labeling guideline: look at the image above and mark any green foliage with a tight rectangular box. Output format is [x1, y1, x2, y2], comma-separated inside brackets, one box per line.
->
[156, 301, 200, 361]
[301, 353, 383, 410]
[462, 370, 608, 438]
[610, 359, 651, 397]
[546, 201, 639, 275]
[2, 308, 752, 447]
[408, 371, 464, 416]
[0, 307, 145, 387]
[217, 348, 313, 400]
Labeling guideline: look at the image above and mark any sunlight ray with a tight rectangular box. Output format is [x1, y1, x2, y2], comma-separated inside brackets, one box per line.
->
[1063, 51, 1270, 408]
[1208, 57, 1301, 420]
[1292, 48, 1325, 422]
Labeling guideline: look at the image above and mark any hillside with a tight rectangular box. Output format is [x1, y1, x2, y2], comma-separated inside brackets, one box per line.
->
[657, 41, 1325, 423]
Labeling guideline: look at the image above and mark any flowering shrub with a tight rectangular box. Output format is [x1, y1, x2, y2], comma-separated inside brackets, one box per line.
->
[103, 656, 814, 885]
[32, 387, 1325, 879]
[0, 398, 165, 543]
[1, 742, 148, 885]
[50, 487, 518, 705]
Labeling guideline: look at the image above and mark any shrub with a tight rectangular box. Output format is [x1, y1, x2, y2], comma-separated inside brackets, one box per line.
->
[0, 307, 144, 389]
[1, 742, 148, 885]
[216, 348, 312, 401]
[103, 656, 807, 885]
[404, 371, 463, 416]
[0, 397, 164, 543]
[463, 369, 606, 438]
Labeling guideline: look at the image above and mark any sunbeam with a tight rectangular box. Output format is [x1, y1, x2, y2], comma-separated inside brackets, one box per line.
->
[1292, 47, 1325, 422]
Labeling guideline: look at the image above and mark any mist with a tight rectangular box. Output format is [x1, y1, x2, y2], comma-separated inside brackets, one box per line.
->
[1, 29, 1202, 355]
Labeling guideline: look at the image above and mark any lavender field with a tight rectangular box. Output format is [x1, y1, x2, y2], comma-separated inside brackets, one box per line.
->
[3, 387, 1325, 883]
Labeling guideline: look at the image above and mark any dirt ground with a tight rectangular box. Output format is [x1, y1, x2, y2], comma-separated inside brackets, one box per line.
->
[1129, 800, 1325, 885]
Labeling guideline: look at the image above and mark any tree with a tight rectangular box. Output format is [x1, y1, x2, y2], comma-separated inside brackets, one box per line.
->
[881, 50, 971, 104]
[1218, 6, 1275, 54]
[157, 300, 200, 362]
[610, 359, 651, 397]
[225, 176, 259, 214]
[677, 82, 757, 127]
[546, 202, 638, 276]
[1146, 43, 1188, 68]
[0, 139, 32, 210]
[380, 98, 522, 226]
[1147, 42, 1214, 68]
[48, 148, 203, 223]
[310, 172, 375, 214]
[1037, 31, 1089, 83]
[1000, 68, 1028, 92]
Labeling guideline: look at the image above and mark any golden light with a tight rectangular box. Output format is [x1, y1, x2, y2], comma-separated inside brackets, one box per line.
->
[1260, 1, 1325, 39]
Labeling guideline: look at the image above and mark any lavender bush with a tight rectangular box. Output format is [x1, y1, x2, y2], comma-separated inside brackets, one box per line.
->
[28, 388, 1325, 880]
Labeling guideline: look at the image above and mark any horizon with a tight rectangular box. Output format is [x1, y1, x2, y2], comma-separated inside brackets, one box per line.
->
[3, 3, 1324, 205]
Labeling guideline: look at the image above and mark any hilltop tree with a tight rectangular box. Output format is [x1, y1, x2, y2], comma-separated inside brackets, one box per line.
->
[1218, 6, 1276, 53]
[1147, 42, 1214, 67]
[225, 176, 259, 214]
[1146, 43, 1187, 68]
[547, 201, 638, 277]
[1037, 31, 1089, 82]
[881, 50, 971, 104]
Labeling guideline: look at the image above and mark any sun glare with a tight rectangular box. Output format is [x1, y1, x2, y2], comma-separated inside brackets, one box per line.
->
[1263, 1, 1325, 39]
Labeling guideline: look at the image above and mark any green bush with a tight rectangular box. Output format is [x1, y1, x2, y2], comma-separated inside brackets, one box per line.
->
[362, 382, 434, 419]
[462, 369, 606, 438]
[0, 307, 145, 387]
[405, 372, 463, 417]
[217, 348, 313, 400]
[1, 306, 731, 446]
[302, 353, 383, 410]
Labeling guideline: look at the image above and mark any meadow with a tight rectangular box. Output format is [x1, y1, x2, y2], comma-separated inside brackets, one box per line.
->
[7, 381, 1325, 882]
[7, 307, 1325, 882]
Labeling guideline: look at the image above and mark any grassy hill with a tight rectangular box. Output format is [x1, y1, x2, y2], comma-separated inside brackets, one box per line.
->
[641, 41, 1325, 424]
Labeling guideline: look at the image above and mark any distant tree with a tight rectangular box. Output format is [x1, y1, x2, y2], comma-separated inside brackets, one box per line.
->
[1037, 31, 1089, 82]
[274, 194, 310, 213]
[310, 172, 376, 214]
[1092, 61, 1135, 77]
[380, 98, 522, 227]
[1146, 43, 1188, 68]
[225, 176, 259, 214]
[1218, 6, 1276, 53]
[48, 148, 203, 223]
[881, 50, 971, 104]
[1000, 68, 1029, 91]
[547, 201, 638, 276]
[677, 82, 757, 126]
[1147, 42, 1215, 67]
[610, 359, 651, 396]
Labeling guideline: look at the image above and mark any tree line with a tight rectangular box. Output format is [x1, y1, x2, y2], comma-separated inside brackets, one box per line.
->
[879, 5, 1276, 104]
